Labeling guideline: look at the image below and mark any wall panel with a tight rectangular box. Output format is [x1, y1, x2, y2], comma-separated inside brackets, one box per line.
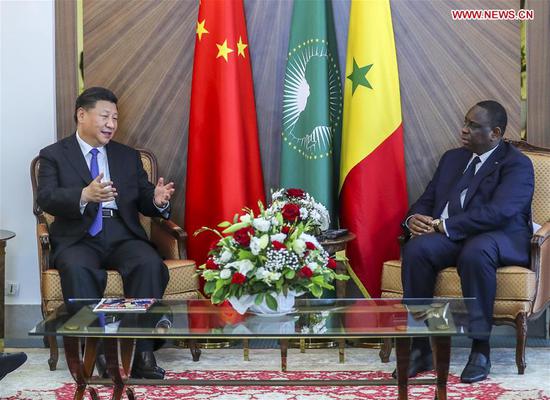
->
[56, 0, 527, 227]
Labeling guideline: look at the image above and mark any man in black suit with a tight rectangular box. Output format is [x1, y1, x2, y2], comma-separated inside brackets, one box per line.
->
[396, 101, 534, 383]
[37, 87, 175, 379]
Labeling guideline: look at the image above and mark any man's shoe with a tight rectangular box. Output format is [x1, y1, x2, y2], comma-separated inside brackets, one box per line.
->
[131, 351, 165, 379]
[0, 352, 27, 380]
[460, 352, 490, 383]
[392, 348, 434, 379]
[95, 353, 109, 378]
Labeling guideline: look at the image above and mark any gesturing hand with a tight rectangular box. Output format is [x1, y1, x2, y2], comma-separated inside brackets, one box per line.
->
[154, 177, 175, 208]
[408, 214, 435, 236]
[81, 173, 117, 203]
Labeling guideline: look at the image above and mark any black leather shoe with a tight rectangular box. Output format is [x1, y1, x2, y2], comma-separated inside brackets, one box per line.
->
[0, 352, 27, 380]
[460, 352, 491, 383]
[392, 348, 434, 379]
[131, 351, 165, 379]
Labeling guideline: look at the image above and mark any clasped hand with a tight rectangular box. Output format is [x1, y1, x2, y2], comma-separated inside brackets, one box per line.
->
[81, 173, 117, 203]
[408, 214, 435, 236]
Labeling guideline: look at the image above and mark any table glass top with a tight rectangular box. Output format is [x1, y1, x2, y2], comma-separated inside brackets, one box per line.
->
[29, 298, 487, 339]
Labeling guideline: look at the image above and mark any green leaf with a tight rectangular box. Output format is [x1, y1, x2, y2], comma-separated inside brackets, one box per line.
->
[255, 292, 265, 305]
[334, 274, 350, 281]
[222, 222, 249, 234]
[310, 284, 323, 298]
[204, 281, 216, 294]
[238, 249, 254, 260]
[217, 221, 232, 228]
[284, 270, 295, 279]
[265, 293, 278, 311]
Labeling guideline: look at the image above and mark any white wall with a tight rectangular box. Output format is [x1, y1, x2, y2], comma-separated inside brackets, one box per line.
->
[1, 0, 56, 304]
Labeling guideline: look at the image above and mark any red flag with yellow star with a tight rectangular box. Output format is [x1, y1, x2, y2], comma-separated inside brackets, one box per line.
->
[185, 0, 265, 266]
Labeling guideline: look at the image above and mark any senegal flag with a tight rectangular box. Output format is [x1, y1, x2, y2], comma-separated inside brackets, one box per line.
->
[339, 0, 408, 298]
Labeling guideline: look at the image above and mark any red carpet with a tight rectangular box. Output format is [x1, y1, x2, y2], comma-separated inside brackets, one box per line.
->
[5, 370, 550, 400]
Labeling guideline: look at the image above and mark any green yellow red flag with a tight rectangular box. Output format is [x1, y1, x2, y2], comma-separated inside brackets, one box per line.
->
[339, 0, 408, 297]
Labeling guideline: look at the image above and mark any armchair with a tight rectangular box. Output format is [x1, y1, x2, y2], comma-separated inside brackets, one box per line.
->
[380, 140, 550, 374]
[31, 149, 201, 371]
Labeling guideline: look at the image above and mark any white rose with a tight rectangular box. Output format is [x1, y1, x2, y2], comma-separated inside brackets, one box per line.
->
[271, 233, 287, 243]
[237, 259, 254, 275]
[250, 236, 262, 255]
[219, 249, 232, 263]
[308, 262, 320, 272]
[300, 233, 320, 248]
[255, 267, 268, 280]
[292, 239, 306, 256]
[300, 207, 309, 219]
[253, 217, 271, 232]
[220, 269, 231, 279]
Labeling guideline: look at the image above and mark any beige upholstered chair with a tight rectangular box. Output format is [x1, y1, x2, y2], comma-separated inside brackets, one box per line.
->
[31, 149, 201, 371]
[379, 140, 550, 374]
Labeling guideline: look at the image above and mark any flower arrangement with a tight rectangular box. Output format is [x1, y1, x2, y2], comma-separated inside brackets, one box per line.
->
[197, 189, 347, 312]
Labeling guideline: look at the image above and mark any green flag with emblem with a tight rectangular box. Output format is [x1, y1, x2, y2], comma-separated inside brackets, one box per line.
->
[280, 0, 343, 223]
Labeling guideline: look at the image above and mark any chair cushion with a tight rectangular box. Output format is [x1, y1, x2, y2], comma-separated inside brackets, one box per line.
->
[42, 259, 198, 303]
[381, 260, 536, 301]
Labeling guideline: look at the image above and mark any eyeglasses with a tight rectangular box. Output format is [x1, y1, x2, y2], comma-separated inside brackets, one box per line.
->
[463, 119, 492, 131]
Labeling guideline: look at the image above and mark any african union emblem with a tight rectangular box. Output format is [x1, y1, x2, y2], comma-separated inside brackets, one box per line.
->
[282, 39, 342, 160]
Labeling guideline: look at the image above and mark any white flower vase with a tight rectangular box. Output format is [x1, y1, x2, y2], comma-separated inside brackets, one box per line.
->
[229, 291, 298, 315]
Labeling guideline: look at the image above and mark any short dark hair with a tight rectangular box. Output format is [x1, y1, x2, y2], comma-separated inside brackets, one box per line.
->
[475, 100, 507, 135]
[74, 87, 118, 123]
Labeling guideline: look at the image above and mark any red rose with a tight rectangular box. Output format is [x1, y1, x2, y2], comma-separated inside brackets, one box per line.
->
[272, 240, 286, 250]
[205, 258, 219, 270]
[233, 226, 254, 247]
[231, 272, 247, 285]
[281, 203, 300, 222]
[327, 258, 338, 269]
[286, 188, 306, 198]
[305, 241, 316, 250]
[299, 266, 313, 278]
[281, 225, 291, 234]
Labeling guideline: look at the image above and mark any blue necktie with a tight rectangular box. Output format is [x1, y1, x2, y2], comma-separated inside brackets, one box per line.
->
[448, 156, 481, 216]
[88, 148, 102, 236]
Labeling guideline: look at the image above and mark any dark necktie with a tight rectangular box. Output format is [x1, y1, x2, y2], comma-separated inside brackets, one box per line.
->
[448, 156, 481, 216]
[88, 148, 102, 236]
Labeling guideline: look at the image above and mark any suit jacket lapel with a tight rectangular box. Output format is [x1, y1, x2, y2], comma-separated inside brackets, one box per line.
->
[463, 142, 506, 208]
[63, 134, 93, 184]
[435, 151, 471, 216]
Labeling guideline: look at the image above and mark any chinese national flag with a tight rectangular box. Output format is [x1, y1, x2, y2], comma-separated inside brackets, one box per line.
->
[185, 0, 265, 266]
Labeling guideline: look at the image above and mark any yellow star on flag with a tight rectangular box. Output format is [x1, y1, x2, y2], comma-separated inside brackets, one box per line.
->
[237, 36, 247, 57]
[196, 19, 209, 41]
[216, 39, 234, 62]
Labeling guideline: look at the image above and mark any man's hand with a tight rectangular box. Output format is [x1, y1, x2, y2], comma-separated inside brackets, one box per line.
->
[81, 173, 117, 203]
[154, 177, 175, 208]
[408, 214, 435, 236]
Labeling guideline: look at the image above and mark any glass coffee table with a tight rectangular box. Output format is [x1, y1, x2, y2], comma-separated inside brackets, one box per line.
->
[30, 298, 483, 400]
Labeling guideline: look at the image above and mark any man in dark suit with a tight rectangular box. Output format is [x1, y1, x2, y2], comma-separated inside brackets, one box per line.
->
[37, 87, 175, 379]
[0, 352, 27, 381]
[397, 100, 534, 383]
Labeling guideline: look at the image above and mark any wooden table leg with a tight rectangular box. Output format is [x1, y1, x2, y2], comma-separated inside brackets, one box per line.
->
[395, 337, 411, 400]
[104, 338, 136, 400]
[431, 336, 451, 400]
[280, 339, 288, 372]
[243, 339, 250, 361]
[63, 336, 99, 400]
[338, 338, 345, 363]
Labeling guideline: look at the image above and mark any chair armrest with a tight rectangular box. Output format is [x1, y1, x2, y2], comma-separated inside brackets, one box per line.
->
[150, 218, 188, 259]
[530, 221, 550, 315]
[37, 223, 51, 271]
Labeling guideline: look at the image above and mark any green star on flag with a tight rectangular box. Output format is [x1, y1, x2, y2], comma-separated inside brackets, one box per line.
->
[347, 58, 373, 94]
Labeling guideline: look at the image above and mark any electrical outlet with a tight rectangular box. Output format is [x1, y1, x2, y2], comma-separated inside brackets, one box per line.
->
[6, 281, 19, 296]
